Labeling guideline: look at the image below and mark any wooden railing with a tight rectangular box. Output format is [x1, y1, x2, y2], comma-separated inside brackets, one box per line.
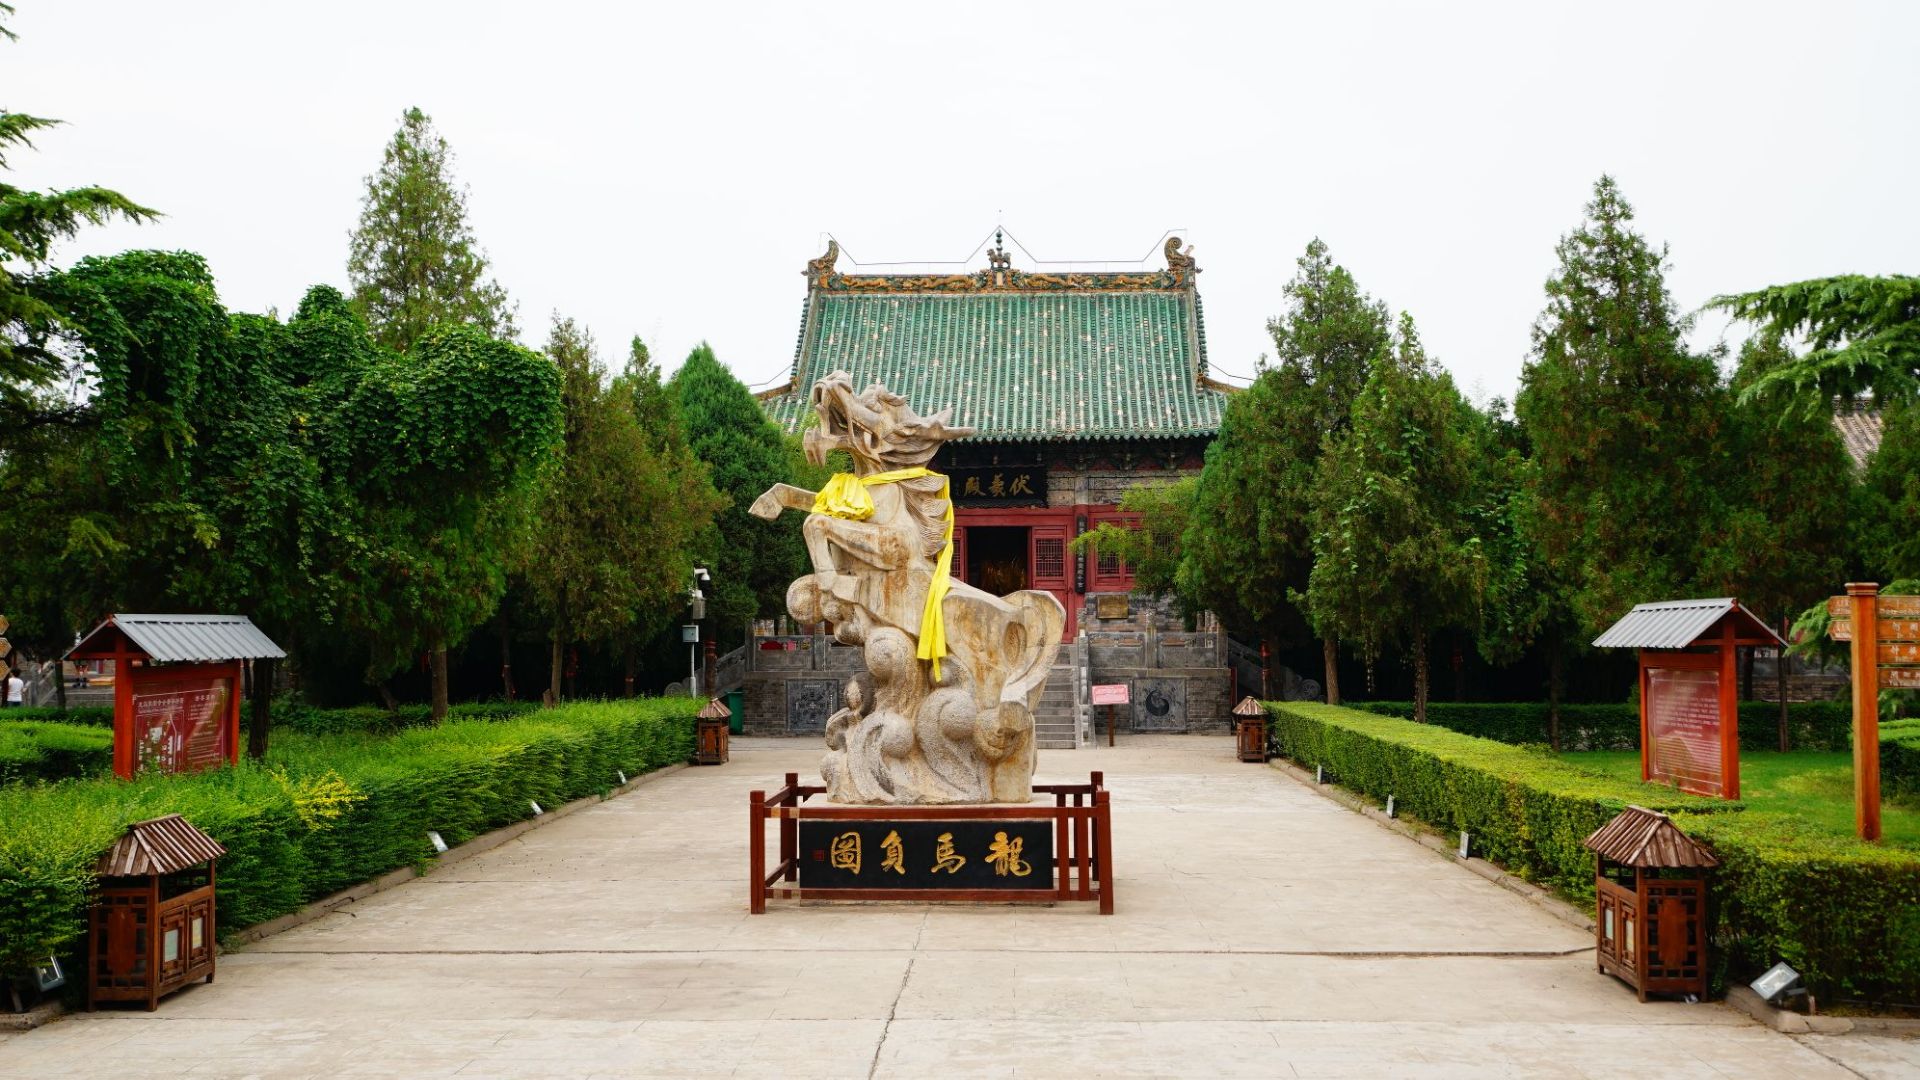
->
[749, 772, 1113, 914]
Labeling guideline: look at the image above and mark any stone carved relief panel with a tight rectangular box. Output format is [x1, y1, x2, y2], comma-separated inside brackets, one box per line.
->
[1132, 676, 1187, 732]
[787, 680, 840, 735]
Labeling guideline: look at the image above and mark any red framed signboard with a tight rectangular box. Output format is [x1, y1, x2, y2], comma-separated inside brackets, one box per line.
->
[127, 667, 238, 776]
[1638, 645, 1739, 801]
[1641, 657, 1732, 798]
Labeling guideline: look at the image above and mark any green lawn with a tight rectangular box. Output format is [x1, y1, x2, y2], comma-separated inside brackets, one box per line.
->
[1561, 750, 1920, 849]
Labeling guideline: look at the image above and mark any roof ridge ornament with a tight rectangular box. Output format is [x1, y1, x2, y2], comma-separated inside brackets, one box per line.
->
[988, 228, 1012, 272]
[1165, 236, 1197, 275]
[806, 239, 840, 286]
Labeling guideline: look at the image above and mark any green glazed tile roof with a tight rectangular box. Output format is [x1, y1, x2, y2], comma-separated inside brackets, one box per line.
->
[762, 288, 1227, 443]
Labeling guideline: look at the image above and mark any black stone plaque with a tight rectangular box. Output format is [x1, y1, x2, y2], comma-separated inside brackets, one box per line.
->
[798, 819, 1055, 891]
[1133, 676, 1186, 731]
[787, 680, 838, 735]
[949, 466, 1047, 507]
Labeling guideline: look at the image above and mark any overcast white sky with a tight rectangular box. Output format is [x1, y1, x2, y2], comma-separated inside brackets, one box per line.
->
[7, 2, 1915, 403]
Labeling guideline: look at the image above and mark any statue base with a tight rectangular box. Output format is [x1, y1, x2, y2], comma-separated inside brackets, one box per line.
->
[748, 772, 1113, 913]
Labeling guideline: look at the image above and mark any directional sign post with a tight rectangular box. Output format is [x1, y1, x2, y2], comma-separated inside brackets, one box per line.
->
[1825, 584, 1912, 841]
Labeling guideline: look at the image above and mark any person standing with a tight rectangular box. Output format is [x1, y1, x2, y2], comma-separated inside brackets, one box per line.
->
[4, 669, 23, 708]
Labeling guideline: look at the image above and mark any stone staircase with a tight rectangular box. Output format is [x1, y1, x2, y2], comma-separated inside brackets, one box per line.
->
[1033, 660, 1082, 750]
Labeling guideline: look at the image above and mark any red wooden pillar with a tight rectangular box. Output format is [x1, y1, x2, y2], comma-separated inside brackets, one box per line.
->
[1719, 622, 1740, 801]
[1094, 787, 1114, 916]
[1849, 582, 1882, 841]
[748, 789, 766, 914]
[1636, 649, 1651, 783]
[224, 659, 242, 768]
[112, 643, 135, 779]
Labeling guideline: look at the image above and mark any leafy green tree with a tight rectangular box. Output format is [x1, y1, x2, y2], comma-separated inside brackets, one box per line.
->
[302, 291, 560, 719]
[525, 317, 721, 702]
[0, 7, 157, 445]
[1711, 275, 1920, 405]
[1303, 316, 1487, 722]
[346, 107, 515, 353]
[1072, 476, 1197, 606]
[1179, 239, 1390, 700]
[1467, 407, 1580, 745]
[1515, 176, 1726, 640]
[669, 343, 808, 644]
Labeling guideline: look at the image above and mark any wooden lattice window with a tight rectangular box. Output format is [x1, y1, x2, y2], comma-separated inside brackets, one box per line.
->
[1034, 538, 1065, 580]
[1096, 550, 1123, 577]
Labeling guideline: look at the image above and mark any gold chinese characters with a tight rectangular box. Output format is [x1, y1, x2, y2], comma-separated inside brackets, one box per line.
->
[830, 831, 861, 874]
[931, 832, 967, 874]
[821, 828, 1047, 880]
[986, 831, 1031, 877]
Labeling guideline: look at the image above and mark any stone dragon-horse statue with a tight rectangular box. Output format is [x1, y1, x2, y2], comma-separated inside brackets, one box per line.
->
[750, 372, 1066, 804]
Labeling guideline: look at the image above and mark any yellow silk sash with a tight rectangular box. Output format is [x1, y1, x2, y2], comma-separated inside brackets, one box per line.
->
[809, 467, 954, 679]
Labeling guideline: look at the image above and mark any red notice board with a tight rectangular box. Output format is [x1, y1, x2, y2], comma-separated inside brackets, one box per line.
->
[119, 662, 242, 778]
[1639, 650, 1738, 800]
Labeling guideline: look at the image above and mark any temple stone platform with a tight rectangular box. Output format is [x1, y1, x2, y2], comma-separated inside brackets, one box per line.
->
[0, 737, 1894, 1078]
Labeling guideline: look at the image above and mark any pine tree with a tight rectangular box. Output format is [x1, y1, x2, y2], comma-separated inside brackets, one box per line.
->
[1180, 239, 1390, 700]
[1855, 402, 1920, 582]
[1304, 315, 1487, 721]
[1516, 176, 1726, 638]
[1711, 274, 1920, 405]
[527, 317, 722, 702]
[346, 107, 514, 353]
[669, 344, 810, 644]
[0, 7, 157, 445]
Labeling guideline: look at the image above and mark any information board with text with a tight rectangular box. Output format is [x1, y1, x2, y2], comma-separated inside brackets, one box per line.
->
[1645, 667, 1724, 798]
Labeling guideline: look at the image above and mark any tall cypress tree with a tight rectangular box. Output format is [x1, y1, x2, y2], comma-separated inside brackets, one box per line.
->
[669, 344, 810, 645]
[1180, 238, 1390, 700]
[526, 318, 722, 702]
[1516, 177, 1725, 639]
[346, 107, 515, 353]
[1305, 315, 1487, 721]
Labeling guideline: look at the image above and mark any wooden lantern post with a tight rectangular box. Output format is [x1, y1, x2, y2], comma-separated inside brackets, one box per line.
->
[88, 815, 225, 1012]
[1233, 696, 1267, 763]
[695, 696, 731, 765]
[1584, 806, 1717, 1002]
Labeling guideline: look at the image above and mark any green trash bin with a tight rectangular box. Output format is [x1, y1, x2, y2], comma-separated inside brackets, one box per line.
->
[725, 689, 744, 735]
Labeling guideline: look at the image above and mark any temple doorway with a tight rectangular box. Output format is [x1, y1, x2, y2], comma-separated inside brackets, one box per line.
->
[966, 526, 1029, 596]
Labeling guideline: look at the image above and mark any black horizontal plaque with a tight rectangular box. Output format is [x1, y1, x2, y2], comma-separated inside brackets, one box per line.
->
[798, 818, 1055, 891]
[950, 466, 1047, 507]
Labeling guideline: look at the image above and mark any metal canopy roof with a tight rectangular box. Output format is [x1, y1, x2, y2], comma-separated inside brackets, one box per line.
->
[68, 613, 287, 663]
[1592, 598, 1785, 650]
[1583, 806, 1718, 869]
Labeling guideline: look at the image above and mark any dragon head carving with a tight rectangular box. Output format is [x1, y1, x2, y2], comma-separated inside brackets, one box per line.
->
[804, 370, 974, 471]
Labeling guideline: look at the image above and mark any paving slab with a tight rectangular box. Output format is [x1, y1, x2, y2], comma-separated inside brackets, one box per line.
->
[0, 735, 1875, 1077]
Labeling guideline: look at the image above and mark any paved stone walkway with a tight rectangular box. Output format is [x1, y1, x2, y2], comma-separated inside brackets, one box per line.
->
[1, 736, 1909, 1077]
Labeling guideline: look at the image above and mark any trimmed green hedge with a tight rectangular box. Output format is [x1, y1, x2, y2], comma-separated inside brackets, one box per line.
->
[1885, 718, 1920, 797]
[1268, 702, 1920, 1002]
[3, 706, 112, 727]
[0, 698, 697, 971]
[8, 699, 540, 736]
[269, 699, 540, 735]
[1349, 699, 1854, 752]
[1266, 702, 1734, 897]
[0, 722, 115, 784]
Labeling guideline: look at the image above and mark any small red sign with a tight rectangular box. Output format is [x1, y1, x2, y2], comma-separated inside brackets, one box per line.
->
[1090, 683, 1129, 706]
